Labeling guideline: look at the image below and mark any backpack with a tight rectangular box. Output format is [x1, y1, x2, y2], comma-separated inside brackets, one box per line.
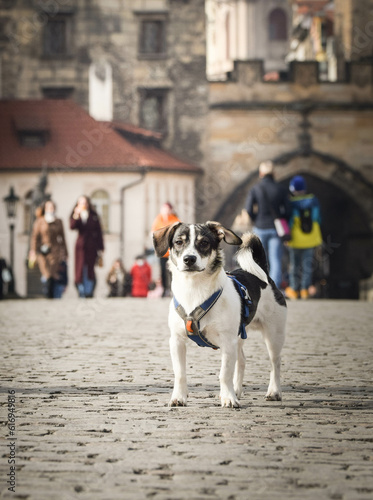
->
[299, 207, 313, 233]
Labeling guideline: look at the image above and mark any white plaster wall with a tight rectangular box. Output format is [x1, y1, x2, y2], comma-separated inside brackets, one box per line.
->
[0, 170, 196, 299]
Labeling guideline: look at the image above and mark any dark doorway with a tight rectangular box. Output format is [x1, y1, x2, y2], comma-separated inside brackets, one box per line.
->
[215, 170, 373, 299]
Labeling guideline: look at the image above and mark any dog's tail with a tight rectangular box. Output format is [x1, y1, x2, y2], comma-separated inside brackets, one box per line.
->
[236, 233, 269, 284]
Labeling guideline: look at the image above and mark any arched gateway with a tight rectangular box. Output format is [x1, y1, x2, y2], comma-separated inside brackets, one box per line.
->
[213, 151, 373, 300]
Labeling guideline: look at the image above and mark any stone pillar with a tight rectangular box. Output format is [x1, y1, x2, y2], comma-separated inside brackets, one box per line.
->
[290, 61, 319, 86]
[350, 61, 373, 88]
[230, 60, 263, 85]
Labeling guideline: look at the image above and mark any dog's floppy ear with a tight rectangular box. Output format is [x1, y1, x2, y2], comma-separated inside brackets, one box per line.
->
[153, 222, 182, 257]
[206, 221, 242, 246]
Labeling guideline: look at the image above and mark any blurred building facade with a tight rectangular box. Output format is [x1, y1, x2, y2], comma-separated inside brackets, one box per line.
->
[0, 0, 208, 164]
[206, 0, 292, 80]
[1, 0, 373, 299]
[0, 0, 206, 297]
[0, 99, 200, 297]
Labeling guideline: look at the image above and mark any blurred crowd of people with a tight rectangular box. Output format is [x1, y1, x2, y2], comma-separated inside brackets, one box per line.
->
[1, 168, 324, 301]
[27, 195, 105, 299]
[19, 197, 178, 300]
[245, 160, 323, 300]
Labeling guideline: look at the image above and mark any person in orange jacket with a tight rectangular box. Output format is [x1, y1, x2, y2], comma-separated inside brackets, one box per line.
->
[131, 255, 152, 298]
[151, 202, 180, 297]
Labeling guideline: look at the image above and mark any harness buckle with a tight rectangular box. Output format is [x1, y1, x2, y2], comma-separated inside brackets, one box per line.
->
[241, 286, 250, 302]
[185, 319, 194, 334]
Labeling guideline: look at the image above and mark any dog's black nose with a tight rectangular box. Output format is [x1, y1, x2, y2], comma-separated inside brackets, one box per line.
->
[183, 255, 197, 267]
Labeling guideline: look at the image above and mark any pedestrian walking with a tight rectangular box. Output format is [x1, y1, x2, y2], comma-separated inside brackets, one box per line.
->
[70, 195, 104, 298]
[285, 175, 323, 300]
[131, 255, 152, 298]
[107, 258, 132, 297]
[151, 202, 180, 297]
[29, 200, 68, 299]
[245, 161, 290, 289]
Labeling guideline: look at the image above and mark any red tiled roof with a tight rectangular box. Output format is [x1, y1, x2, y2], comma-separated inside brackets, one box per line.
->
[110, 121, 163, 141]
[0, 99, 201, 173]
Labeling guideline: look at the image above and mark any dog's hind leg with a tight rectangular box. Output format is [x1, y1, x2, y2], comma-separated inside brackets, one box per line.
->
[261, 322, 285, 401]
[219, 340, 241, 408]
[169, 334, 188, 407]
[233, 338, 246, 399]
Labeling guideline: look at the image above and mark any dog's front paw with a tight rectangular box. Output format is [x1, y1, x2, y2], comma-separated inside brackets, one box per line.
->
[169, 390, 188, 407]
[265, 392, 282, 402]
[220, 394, 241, 408]
[169, 396, 187, 407]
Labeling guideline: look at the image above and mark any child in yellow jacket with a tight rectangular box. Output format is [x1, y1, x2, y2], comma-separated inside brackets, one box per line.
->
[285, 176, 322, 300]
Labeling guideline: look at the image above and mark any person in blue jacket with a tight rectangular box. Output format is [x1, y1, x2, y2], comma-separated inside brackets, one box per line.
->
[285, 175, 322, 300]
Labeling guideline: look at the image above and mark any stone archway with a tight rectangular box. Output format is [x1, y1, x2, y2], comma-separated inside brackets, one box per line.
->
[214, 151, 373, 299]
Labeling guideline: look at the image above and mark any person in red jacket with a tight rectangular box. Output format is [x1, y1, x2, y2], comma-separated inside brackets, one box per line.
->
[130, 255, 152, 298]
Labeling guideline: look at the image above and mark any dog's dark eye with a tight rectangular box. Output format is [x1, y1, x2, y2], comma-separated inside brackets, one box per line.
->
[199, 239, 210, 249]
[174, 240, 183, 247]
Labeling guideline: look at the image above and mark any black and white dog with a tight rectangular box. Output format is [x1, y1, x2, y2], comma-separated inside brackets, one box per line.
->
[153, 221, 286, 408]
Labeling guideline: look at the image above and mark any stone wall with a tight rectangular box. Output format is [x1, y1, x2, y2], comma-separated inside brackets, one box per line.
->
[0, 0, 208, 165]
[202, 59, 373, 222]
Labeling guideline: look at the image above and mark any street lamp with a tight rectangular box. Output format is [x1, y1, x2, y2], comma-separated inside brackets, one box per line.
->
[3, 186, 20, 294]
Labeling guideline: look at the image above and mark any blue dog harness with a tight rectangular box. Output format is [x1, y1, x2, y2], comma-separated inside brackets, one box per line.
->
[173, 275, 252, 350]
[226, 274, 251, 341]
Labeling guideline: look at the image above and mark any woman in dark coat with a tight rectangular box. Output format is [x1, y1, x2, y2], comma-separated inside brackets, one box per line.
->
[70, 195, 104, 298]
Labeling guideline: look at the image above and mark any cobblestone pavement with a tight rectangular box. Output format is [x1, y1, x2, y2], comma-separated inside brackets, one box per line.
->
[1, 298, 373, 500]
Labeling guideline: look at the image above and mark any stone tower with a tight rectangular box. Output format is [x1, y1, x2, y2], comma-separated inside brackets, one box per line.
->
[200, 0, 373, 299]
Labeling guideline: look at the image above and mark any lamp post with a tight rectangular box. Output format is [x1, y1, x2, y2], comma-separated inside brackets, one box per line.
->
[3, 186, 20, 295]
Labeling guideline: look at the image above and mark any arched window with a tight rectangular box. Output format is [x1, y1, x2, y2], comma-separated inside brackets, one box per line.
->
[269, 8, 287, 41]
[91, 189, 109, 232]
[139, 88, 168, 133]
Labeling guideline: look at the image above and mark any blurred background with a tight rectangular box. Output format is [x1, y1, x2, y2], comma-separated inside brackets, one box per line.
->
[0, 0, 372, 300]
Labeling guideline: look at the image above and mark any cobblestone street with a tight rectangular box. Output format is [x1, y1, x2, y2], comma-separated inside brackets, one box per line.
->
[1, 298, 373, 500]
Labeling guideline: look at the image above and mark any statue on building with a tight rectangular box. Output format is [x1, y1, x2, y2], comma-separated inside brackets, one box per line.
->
[28, 169, 50, 243]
